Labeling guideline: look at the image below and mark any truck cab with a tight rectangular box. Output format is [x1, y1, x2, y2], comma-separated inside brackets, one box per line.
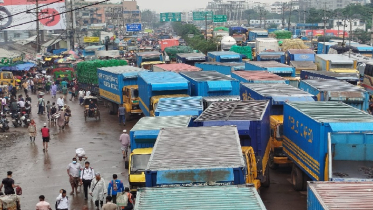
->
[128, 148, 152, 194]
[269, 115, 292, 169]
[0, 71, 16, 87]
[123, 85, 142, 115]
[149, 94, 189, 116]
[242, 146, 270, 190]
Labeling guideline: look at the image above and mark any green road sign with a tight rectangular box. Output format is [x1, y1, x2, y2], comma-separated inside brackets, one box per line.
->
[213, 15, 227, 23]
[160, 13, 182, 22]
[193, 11, 213, 21]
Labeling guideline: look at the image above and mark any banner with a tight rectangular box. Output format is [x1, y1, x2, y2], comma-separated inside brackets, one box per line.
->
[126, 23, 141, 32]
[84, 37, 100, 43]
[0, 0, 66, 30]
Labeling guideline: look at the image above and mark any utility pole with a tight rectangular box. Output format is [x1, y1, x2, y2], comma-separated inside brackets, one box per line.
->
[281, 2, 286, 29]
[287, 0, 292, 31]
[371, 0, 373, 46]
[205, 14, 208, 40]
[322, 1, 327, 54]
[36, 0, 40, 53]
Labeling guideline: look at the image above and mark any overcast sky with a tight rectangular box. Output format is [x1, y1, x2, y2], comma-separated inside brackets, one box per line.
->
[135, 0, 276, 13]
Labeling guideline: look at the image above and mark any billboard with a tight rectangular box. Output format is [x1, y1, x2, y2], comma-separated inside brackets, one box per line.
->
[84, 37, 100, 43]
[0, 0, 66, 30]
[126, 23, 141, 32]
[304, 29, 348, 38]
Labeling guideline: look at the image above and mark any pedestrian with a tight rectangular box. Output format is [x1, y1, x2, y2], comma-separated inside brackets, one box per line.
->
[45, 80, 51, 94]
[22, 81, 28, 96]
[107, 174, 124, 204]
[86, 90, 91, 97]
[11, 86, 17, 98]
[1, 97, 6, 113]
[69, 85, 75, 101]
[30, 79, 34, 93]
[26, 94, 32, 103]
[102, 196, 117, 210]
[17, 98, 25, 112]
[51, 83, 57, 98]
[67, 157, 82, 195]
[78, 89, 84, 105]
[57, 95, 64, 111]
[123, 187, 133, 210]
[46, 101, 51, 120]
[118, 106, 126, 126]
[80, 161, 94, 200]
[56, 189, 69, 210]
[41, 123, 50, 151]
[0, 171, 20, 195]
[10, 98, 17, 116]
[119, 130, 130, 159]
[36, 195, 52, 210]
[57, 109, 66, 130]
[90, 172, 106, 209]
[28, 119, 37, 142]
[38, 94, 46, 114]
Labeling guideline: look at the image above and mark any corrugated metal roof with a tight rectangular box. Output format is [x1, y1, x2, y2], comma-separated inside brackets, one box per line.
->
[203, 95, 241, 102]
[156, 96, 203, 112]
[308, 181, 373, 210]
[233, 71, 287, 81]
[197, 62, 245, 67]
[208, 51, 241, 56]
[135, 185, 266, 210]
[181, 71, 235, 82]
[302, 79, 365, 92]
[195, 100, 268, 121]
[287, 101, 373, 122]
[242, 83, 314, 97]
[154, 63, 201, 72]
[139, 71, 189, 84]
[290, 61, 317, 69]
[131, 116, 191, 131]
[301, 70, 359, 80]
[98, 66, 145, 74]
[146, 126, 244, 170]
[316, 54, 356, 62]
[246, 61, 290, 68]
[136, 51, 162, 57]
[258, 51, 285, 56]
[288, 49, 315, 54]
[176, 52, 205, 58]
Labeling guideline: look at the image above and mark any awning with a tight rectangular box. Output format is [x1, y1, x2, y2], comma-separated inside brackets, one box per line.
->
[0, 62, 35, 71]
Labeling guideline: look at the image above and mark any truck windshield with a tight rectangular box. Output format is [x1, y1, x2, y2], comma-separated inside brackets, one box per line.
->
[131, 154, 151, 172]
[276, 124, 283, 139]
[131, 88, 138, 99]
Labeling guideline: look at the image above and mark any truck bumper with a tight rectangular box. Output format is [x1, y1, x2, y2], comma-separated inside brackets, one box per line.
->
[130, 109, 142, 114]
[274, 157, 292, 165]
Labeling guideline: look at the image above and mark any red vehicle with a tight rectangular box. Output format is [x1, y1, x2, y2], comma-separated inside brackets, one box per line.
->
[303, 29, 349, 38]
[159, 39, 179, 51]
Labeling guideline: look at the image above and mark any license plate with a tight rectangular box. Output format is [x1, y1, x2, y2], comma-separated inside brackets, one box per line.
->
[132, 100, 139, 103]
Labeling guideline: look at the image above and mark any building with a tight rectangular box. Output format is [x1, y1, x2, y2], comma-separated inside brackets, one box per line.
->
[299, 0, 353, 11]
[332, 19, 366, 31]
[205, 0, 249, 22]
[249, 19, 286, 28]
[270, 1, 299, 14]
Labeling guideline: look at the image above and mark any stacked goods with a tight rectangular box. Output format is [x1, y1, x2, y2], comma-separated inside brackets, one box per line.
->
[76, 59, 127, 84]
[329, 45, 359, 54]
[164, 46, 193, 60]
[272, 30, 292, 39]
[230, 46, 252, 60]
[281, 39, 309, 51]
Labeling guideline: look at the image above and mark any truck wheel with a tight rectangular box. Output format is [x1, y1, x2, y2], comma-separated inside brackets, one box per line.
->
[302, 173, 311, 191]
[269, 152, 279, 169]
[291, 164, 304, 191]
[125, 160, 129, 169]
[261, 165, 270, 188]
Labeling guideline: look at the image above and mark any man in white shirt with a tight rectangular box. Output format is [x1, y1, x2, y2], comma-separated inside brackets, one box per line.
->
[80, 161, 95, 200]
[86, 90, 91, 97]
[56, 189, 69, 210]
[57, 96, 64, 111]
[78, 89, 85, 105]
[67, 157, 82, 195]
[17, 100, 25, 112]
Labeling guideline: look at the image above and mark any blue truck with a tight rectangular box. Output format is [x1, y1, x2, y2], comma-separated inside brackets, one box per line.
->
[299, 79, 369, 111]
[283, 101, 373, 191]
[155, 96, 203, 116]
[195, 62, 245, 75]
[287, 49, 315, 65]
[134, 185, 267, 210]
[180, 71, 240, 97]
[128, 115, 191, 193]
[136, 51, 163, 68]
[257, 51, 286, 64]
[176, 53, 206, 65]
[245, 61, 296, 77]
[300, 70, 359, 85]
[232, 70, 288, 84]
[207, 51, 242, 62]
[145, 126, 246, 187]
[248, 30, 269, 42]
[195, 100, 271, 189]
[137, 71, 191, 116]
[240, 83, 316, 169]
[97, 66, 147, 115]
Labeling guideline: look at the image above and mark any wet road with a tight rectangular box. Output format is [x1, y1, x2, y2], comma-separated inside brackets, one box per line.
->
[0, 91, 306, 210]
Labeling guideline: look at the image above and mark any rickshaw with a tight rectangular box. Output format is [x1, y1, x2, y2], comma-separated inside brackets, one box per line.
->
[83, 96, 100, 121]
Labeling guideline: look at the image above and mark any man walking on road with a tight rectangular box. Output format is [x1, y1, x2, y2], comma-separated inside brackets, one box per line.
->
[80, 161, 94, 200]
[41, 123, 50, 151]
[119, 130, 130, 159]
[118, 106, 126, 125]
[0, 171, 19, 195]
[67, 157, 82, 195]
[102, 196, 117, 210]
[90, 172, 106, 208]
[57, 96, 64, 111]
[107, 174, 124, 204]
[36, 195, 52, 210]
[56, 189, 69, 210]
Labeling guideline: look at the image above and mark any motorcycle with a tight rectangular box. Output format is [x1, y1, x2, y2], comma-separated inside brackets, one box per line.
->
[11, 112, 22, 128]
[20, 113, 30, 127]
[0, 113, 9, 131]
[25, 102, 31, 114]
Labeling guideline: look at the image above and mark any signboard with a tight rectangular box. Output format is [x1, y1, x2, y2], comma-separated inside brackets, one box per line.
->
[0, 54, 24, 65]
[89, 23, 106, 30]
[0, 0, 66, 30]
[84, 37, 100, 43]
[193, 11, 213, 21]
[213, 15, 227, 23]
[160, 13, 181, 22]
[126, 23, 142, 32]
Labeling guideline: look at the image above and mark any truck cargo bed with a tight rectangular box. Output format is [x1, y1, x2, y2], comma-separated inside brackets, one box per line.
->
[332, 160, 373, 180]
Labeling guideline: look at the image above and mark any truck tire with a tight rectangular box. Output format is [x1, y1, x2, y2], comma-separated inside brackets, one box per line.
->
[125, 160, 129, 169]
[261, 165, 270, 188]
[302, 173, 311, 191]
[269, 152, 279, 169]
[291, 164, 303, 191]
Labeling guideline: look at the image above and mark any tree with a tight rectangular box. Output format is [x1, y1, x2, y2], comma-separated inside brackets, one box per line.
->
[354, 29, 370, 44]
